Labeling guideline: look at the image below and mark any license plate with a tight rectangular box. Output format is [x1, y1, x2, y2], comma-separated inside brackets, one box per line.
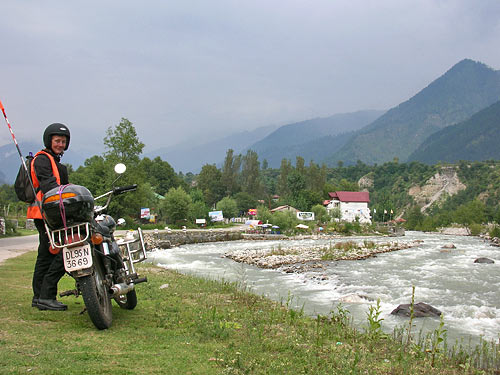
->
[63, 244, 93, 272]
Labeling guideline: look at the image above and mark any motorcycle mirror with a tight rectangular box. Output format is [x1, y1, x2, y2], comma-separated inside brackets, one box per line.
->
[114, 163, 127, 174]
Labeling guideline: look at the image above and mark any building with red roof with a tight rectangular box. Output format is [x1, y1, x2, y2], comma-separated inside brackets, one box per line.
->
[324, 191, 371, 224]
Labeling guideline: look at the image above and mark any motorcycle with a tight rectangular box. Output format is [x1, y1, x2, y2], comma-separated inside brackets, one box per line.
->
[41, 163, 147, 330]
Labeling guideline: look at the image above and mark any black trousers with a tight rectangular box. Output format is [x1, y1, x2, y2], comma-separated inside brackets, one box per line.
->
[32, 219, 66, 300]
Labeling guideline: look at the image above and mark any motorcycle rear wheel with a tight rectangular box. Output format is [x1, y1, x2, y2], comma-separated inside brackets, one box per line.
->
[79, 258, 113, 330]
[114, 289, 137, 310]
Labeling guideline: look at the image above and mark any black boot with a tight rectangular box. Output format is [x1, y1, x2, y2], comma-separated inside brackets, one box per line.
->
[37, 299, 68, 311]
[32, 297, 39, 308]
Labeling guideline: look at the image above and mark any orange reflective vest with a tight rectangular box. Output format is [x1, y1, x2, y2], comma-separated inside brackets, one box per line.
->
[26, 151, 61, 220]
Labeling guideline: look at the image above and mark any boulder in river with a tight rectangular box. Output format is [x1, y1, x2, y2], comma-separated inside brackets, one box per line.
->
[474, 257, 494, 264]
[390, 302, 442, 318]
[441, 243, 456, 249]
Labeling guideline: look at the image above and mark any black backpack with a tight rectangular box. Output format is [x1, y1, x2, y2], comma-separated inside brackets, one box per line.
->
[14, 153, 36, 203]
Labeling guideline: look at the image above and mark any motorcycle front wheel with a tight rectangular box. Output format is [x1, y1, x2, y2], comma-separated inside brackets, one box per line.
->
[79, 257, 113, 330]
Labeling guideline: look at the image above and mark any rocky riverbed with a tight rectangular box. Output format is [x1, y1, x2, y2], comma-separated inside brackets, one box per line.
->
[224, 239, 423, 271]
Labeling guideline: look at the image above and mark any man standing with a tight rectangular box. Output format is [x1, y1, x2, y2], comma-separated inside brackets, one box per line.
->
[29, 123, 71, 311]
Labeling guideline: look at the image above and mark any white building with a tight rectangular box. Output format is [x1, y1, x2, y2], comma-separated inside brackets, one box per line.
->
[324, 191, 371, 224]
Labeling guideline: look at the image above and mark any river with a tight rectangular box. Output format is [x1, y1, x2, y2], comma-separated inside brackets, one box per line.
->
[146, 231, 500, 345]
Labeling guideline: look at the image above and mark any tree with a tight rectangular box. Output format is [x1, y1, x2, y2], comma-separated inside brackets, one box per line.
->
[277, 159, 292, 197]
[140, 156, 179, 196]
[188, 201, 209, 222]
[272, 210, 299, 231]
[291, 189, 322, 212]
[197, 164, 224, 207]
[216, 197, 238, 219]
[307, 161, 325, 193]
[221, 149, 241, 196]
[70, 155, 108, 196]
[104, 118, 144, 164]
[405, 206, 424, 230]
[189, 188, 205, 203]
[256, 205, 272, 224]
[287, 171, 306, 197]
[162, 186, 192, 224]
[337, 178, 359, 191]
[295, 156, 305, 176]
[312, 204, 328, 223]
[234, 191, 258, 215]
[240, 150, 262, 197]
[454, 199, 486, 226]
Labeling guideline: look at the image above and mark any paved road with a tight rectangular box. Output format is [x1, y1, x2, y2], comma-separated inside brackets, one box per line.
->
[0, 234, 38, 264]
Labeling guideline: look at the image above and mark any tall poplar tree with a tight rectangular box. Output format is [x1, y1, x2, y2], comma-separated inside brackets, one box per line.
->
[240, 150, 262, 197]
[277, 158, 292, 197]
[221, 149, 241, 196]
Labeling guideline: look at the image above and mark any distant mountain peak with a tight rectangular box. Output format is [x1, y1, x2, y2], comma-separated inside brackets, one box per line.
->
[330, 59, 500, 165]
[442, 58, 495, 79]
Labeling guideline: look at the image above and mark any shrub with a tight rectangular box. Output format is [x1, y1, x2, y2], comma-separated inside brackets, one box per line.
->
[489, 225, 500, 239]
[469, 223, 483, 236]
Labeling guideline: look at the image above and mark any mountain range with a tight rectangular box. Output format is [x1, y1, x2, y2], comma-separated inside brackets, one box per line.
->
[244, 110, 384, 167]
[2, 58, 500, 183]
[328, 59, 500, 165]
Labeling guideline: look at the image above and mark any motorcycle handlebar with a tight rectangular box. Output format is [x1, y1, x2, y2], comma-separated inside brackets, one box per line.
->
[113, 184, 137, 195]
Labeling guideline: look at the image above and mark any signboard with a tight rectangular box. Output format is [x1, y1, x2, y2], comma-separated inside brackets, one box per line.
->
[208, 210, 224, 222]
[248, 208, 257, 216]
[196, 219, 206, 225]
[297, 211, 315, 221]
[140, 208, 151, 219]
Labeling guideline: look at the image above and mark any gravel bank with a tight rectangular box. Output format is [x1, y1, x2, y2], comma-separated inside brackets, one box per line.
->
[224, 239, 423, 271]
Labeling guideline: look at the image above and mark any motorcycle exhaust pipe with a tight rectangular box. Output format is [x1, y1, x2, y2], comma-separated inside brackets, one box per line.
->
[110, 282, 135, 297]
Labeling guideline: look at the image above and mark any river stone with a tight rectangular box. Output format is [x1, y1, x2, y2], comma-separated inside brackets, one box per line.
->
[474, 257, 494, 264]
[390, 302, 442, 317]
[157, 240, 172, 249]
[441, 243, 456, 249]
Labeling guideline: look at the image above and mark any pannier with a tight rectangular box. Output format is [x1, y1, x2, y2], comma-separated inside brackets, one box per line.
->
[42, 184, 94, 229]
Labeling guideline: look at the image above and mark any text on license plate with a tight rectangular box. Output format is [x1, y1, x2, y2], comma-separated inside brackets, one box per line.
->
[63, 244, 93, 272]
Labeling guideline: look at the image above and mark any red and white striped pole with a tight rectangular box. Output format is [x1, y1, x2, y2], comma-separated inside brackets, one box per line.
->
[0, 100, 29, 174]
[0, 99, 38, 199]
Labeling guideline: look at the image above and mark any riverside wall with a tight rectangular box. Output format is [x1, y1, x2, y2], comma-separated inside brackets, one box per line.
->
[143, 229, 244, 249]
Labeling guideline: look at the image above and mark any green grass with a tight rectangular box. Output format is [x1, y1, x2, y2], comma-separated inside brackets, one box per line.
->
[0, 252, 494, 374]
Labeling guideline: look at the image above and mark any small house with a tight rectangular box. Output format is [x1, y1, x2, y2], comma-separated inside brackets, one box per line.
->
[325, 191, 371, 224]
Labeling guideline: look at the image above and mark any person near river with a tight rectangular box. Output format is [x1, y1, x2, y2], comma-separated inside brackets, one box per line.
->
[28, 123, 71, 311]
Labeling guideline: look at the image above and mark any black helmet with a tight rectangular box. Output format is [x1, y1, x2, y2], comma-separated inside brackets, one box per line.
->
[43, 123, 70, 150]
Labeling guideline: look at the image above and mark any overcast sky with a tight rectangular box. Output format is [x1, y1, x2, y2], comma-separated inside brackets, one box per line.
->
[1, 0, 500, 156]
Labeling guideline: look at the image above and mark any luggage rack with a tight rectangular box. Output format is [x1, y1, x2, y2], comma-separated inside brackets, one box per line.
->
[116, 228, 148, 276]
[47, 222, 90, 249]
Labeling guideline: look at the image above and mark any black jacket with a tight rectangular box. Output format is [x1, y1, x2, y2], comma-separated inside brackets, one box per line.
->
[33, 149, 69, 194]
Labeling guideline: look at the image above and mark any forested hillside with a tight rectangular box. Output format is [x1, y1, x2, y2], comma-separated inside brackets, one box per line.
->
[408, 100, 500, 164]
[329, 59, 500, 165]
[247, 110, 384, 167]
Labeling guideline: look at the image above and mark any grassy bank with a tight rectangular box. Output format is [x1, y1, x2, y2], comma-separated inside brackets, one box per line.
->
[0, 252, 493, 374]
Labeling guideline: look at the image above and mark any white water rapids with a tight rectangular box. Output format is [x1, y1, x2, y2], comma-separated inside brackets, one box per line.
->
[146, 231, 500, 345]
